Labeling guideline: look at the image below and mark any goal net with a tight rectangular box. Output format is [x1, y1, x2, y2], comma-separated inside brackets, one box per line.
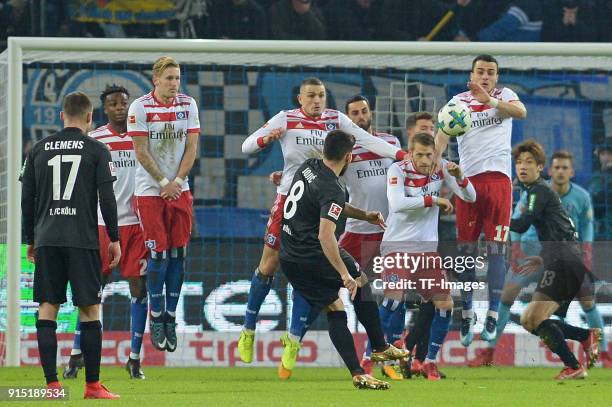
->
[1, 38, 611, 367]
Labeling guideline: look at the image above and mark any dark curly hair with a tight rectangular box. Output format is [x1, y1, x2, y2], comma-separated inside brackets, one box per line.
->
[99, 84, 129, 104]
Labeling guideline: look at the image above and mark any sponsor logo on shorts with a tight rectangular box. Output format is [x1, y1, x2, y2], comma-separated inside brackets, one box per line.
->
[328, 203, 343, 220]
[266, 234, 276, 246]
[145, 239, 156, 250]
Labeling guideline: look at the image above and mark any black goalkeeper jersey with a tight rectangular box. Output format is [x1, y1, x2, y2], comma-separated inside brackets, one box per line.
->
[280, 159, 346, 263]
[21, 127, 117, 250]
[510, 178, 581, 262]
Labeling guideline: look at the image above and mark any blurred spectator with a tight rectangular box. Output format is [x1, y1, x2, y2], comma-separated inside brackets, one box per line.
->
[455, 0, 510, 40]
[0, 0, 30, 42]
[378, 0, 460, 41]
[541, 0, 597, 42]
[268, 0, 327, 40]
[589, 144, 612, 240]
[323, 0, 381, 40]
[476, 0, 543, 41]
[209, 0, 268, 39]
[596, 0, 612, 42]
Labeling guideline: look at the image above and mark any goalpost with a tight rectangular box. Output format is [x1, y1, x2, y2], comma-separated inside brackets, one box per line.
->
[1, 38, 611, 367]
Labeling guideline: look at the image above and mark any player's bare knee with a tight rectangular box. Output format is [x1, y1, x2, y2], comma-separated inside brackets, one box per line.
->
[79, 304, 101, 322]
[326, 299, 345, 312]
[520, 311, 534, 331]
[38, 303, 60, 321]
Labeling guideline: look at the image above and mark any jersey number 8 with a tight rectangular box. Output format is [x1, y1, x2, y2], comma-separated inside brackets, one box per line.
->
[283, 180, 305, 220]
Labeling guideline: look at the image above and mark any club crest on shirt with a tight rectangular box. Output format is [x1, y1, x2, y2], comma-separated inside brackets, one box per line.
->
[328, 203, 343, 220]
[176, 111, 188, 120]
[266, 234, 276, 246]
[326, 122, 337, 131]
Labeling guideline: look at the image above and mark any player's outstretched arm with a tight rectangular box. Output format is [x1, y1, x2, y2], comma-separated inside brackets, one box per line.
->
[434, 128, 449, 171]
[242, 111, 286, 154]
[319, 218, 357, 299]
[339, 113, 406, 161]
[443, 161, 476, 203]
[344, 204, 387, 229]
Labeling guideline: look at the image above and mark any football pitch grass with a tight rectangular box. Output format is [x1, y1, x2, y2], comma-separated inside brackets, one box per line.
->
[1, 366, 610, 406]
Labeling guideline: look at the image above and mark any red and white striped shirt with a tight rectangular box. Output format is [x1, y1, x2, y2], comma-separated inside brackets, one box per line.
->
[452, 87, 519, 179]
[242, 108, 405, 195]
[127, 91, 200, 196]
[90, 124, 139, 226]
[344, 132, 400, 234]
[381, 159, 476, 255]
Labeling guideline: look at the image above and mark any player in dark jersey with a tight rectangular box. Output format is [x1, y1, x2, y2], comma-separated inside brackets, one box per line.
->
[279, 130, 408, 390]
[510, 139, 601, 380]
[20, 92, 121, 399]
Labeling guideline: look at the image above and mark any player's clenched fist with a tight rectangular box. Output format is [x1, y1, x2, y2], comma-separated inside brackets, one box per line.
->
[446, 161, 463, 179]
[342, 273, 358, 300]
[108, 241, 122, 268]
[436, 197, 454, 214]
[365, 211, 387, 230]
[263, 128, 284, 146]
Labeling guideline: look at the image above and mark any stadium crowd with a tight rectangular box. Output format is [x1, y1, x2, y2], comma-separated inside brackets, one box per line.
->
[2, 0, 612, 46]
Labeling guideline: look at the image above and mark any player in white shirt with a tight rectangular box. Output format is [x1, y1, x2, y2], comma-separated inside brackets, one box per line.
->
[238, 78, 408, 370]
[64, 85, 148, 380]
[381, 133, 476, 380]
[434, 54, 527, 346]
[128, 57, 200, 353]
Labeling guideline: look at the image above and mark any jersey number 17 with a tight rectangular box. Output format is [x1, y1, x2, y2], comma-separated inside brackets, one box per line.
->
[48, 154, 82, 200]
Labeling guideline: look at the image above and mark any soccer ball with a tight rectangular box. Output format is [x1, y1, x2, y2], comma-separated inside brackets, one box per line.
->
[437, 100, 472, 137]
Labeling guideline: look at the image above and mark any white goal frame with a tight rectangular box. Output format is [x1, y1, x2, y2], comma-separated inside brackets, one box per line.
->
[3, 37, 612, 366]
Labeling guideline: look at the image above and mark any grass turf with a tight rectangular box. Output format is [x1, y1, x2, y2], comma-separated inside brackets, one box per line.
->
[0, 366, 610, 406]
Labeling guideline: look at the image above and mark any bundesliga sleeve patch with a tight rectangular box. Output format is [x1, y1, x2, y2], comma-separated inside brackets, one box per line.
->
[109, 161, 117, 177]
[389, 176, 398, 185]
[328, 203, 343, 220]
[128, 115, 136, 124]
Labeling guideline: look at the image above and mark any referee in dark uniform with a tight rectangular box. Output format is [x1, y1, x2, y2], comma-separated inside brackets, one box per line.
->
[21, 92, 121, 399]
[280, 129, 408, 390]
[510, 139, 601, 380]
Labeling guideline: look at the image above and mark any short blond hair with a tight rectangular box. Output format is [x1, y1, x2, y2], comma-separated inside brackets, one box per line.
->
[153, 56, 180, 77]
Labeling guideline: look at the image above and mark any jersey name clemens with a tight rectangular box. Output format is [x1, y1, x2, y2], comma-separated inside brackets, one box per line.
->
[44, 140, 84, 150]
